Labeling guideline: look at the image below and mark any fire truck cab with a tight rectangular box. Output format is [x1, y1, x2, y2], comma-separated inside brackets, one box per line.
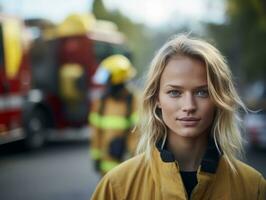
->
[0, 14, 37, 147]
[26, 13, 131, 147]
[0, 13, 131, 149]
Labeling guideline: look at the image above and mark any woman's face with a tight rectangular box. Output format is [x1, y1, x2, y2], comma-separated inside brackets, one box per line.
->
[158, 55, 215, 139]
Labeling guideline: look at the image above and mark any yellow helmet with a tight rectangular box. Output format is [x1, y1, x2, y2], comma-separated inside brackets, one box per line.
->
[93, 54, 136, 85]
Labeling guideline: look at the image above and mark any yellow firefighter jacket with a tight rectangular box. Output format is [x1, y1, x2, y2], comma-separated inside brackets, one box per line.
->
[91, 139, 266, 200]
[89, 93, 139, 174]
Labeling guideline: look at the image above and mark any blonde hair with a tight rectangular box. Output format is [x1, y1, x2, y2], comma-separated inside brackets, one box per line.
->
[136, 34, 247, 171]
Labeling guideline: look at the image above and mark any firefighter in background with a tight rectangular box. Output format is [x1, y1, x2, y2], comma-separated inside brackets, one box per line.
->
[89, 54, 139, 175]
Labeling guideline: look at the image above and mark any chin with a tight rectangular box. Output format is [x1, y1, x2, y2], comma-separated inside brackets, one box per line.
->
[178, 132, 199, 138]
[175, 128, 203, 138]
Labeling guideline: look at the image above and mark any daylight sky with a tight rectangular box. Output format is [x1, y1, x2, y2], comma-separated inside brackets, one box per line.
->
[0, 0, 225, 27]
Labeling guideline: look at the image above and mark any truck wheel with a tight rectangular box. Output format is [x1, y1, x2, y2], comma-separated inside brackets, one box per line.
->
[24, 109, 47, 149]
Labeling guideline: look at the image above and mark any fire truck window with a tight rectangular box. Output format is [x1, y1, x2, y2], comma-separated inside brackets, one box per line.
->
[30, 39, 59, 93]
[94, 41, 112, 62]
[111, 44, 131, 59]
[94, 41, 132, 63]
[0, 25, 4, 66]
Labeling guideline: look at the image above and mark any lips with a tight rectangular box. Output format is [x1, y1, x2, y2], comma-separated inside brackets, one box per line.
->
[178, 117, 200, 121]
[176, 117, 200, 127]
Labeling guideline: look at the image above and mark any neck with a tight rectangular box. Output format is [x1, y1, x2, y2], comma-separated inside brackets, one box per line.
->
[167, 132, 208, 171]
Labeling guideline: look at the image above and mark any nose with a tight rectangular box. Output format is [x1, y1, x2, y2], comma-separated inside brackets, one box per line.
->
[181, 93, 196, 114]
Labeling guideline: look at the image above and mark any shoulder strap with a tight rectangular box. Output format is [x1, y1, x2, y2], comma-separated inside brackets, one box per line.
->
[125, 93, 133, 119]
[99, 94, 107, 115]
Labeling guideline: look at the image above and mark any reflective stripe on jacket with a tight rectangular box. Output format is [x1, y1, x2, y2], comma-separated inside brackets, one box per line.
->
[89, 111, 137, 130]
[91, 142, 266, 200]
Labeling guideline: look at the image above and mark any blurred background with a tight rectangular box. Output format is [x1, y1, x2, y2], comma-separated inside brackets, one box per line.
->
[0, 0, 265, 200]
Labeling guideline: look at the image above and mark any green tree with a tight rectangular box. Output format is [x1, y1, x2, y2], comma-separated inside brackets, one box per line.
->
[92, 0, 155, 75]
[208, 0, 266, 84]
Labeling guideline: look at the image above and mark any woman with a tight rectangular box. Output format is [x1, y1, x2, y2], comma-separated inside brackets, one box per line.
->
[91, 35, 266, 200]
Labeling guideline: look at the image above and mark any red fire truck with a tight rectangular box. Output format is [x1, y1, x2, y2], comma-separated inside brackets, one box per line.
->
[0, 14, 33, 147]
[0, 13, 131, 149]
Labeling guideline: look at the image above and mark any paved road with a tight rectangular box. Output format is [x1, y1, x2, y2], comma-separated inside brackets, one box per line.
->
[0, 141, 100, 200]
[0, 141, 265, 200]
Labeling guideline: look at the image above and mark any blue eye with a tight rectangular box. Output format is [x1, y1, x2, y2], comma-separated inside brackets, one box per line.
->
[168, 90, 181, 97]
[195, 89, 209, 97]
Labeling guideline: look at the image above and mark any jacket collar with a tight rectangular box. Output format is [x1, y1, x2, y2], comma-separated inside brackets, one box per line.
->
[155, 136, 221, 173]
[150, 137, 228, 199]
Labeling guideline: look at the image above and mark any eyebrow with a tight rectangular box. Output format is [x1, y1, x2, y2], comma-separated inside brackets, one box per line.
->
[165, 84, 208, 89]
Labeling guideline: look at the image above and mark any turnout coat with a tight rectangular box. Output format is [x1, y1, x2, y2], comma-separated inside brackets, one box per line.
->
[89, 93, 139, 174]
[91, 139, 266, 200]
